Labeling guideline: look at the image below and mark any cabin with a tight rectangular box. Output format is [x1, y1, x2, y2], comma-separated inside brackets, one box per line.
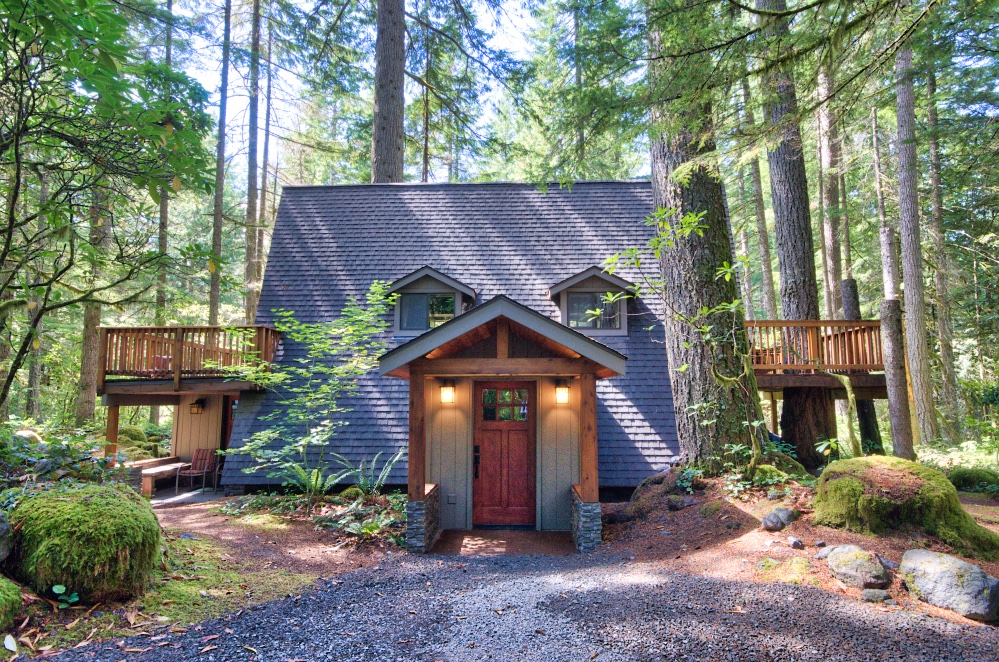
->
[96, 181, 887, 552]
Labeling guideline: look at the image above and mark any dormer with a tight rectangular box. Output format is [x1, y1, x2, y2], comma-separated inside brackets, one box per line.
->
[548, 267, 634, 337]
[389, 266, 475, 336]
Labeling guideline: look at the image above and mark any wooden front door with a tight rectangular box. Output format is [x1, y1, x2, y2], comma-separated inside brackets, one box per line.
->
[473, 381, 536, 526]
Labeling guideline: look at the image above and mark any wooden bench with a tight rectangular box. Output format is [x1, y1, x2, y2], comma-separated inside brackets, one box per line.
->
[140, 461, 190, 496]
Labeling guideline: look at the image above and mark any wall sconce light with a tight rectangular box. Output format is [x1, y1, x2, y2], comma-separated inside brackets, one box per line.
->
[555, 379, 570, 405]
[190, 399, 205, 415]
[440, 379, 456, 404]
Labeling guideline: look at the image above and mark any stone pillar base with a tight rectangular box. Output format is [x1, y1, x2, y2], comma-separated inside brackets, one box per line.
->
[405, 483, 441, 553]
[571, 484, 602, 553]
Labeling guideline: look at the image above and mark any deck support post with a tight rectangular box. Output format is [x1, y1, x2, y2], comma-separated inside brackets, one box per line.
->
[408, 367, 426, 501]
[579, 372, 599, 503]
[881, 299, 915, 460]
[104, 405, 119, 458]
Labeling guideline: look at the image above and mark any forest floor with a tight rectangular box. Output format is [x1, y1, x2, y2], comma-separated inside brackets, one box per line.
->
[13, 485, 999, 659]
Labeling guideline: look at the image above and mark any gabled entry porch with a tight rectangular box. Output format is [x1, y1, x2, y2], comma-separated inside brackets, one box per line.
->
[379, 296, 626, 553]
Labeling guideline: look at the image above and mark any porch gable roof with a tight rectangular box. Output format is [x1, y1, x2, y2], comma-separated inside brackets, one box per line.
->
[378, 295, 627, 379]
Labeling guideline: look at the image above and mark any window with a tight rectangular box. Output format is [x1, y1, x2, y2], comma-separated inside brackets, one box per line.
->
[481, 388, 529, 422]
[567, 292, 620, 329]
[399, 293, 455, 331]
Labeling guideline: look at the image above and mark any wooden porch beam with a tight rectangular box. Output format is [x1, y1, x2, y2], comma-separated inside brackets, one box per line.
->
[104, 405, 119, 458]
[579, 372, 599, 502]
[408, 368, 426, 501]
[411, 357, 600, 376]
[496, 319, 509, 359]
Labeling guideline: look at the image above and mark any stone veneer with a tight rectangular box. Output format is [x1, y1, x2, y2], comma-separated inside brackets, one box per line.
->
[405, 483, 441, 553]
[571, 484, 602, 553]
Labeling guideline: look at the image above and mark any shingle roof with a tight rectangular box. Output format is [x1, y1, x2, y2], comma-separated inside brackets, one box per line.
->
[222, 181, 679, 488]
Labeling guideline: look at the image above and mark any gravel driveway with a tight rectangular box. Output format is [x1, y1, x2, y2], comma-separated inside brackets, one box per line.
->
[59, 552, 999, 661]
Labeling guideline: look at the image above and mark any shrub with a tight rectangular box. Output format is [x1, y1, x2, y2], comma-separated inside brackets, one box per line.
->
[0, 576, 20, 631]
[948, 467, 999, 492]
[0, 425, 124, 490]
[11, 484, 160, 602]
[813, 456, 999, 560]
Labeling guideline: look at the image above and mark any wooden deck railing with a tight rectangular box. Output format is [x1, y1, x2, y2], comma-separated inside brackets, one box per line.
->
[97, 325, 280, 391]
[746, 320, 883, 373]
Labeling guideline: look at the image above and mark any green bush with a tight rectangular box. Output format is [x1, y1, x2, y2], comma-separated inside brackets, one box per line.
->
[0, 576, 20, 631]
[752, 464, 789, 486]
[813, 456, 999, 560]
[11, 484, 161, 602]
[948, 467, 999, 492]
[117, 426, 148, 445]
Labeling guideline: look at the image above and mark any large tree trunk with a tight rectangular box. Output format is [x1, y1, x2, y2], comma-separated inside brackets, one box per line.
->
[257, 13, 273, 295]
[871, 109, 900, 300]
[817, 67, 842, 318]
[25, 174, 48, 421]
[882, 299, 916, 459]
[842, 278, 884, 454]
[209, 0, 231, 325]
[927, 71, 961, 441]
[244, 0, 261, 324]
[740, 78, 778, 319]
[74, 189, 108, 426]
[371, 0, 406, 182]
[649, 18, 764, 465]
[756, 0, 831, 469]
[895, 46, 938, 444]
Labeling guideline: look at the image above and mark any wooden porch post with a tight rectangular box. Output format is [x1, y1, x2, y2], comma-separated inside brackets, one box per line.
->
[579, 373, 599, 502]
[104, 405, 119, 457]
[408, 367, 426, 500]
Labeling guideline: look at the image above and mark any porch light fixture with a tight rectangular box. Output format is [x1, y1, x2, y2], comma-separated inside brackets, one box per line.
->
[440, 379, 456, 404]
[555, 379, 570, 405]
[189, 399, 205, 415]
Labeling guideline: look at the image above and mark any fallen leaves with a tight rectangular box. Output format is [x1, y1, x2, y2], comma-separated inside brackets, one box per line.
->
[199, 644, 219, 653]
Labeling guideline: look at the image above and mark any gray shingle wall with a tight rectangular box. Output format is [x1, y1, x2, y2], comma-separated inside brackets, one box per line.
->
[222, 181, 679, 488]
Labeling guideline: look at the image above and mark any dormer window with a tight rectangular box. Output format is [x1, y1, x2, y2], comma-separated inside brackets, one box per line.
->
[567, 292, 621, 329]
[400, 293, 455, 330]
[549, 267, 634, 337]
[389, 266, 475, 336]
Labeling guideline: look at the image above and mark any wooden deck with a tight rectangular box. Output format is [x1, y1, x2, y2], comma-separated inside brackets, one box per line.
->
[97, 325, 280, 396]
[746, 320, 886, 397]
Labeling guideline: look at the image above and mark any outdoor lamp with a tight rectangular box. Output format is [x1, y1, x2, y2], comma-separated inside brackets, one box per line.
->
[440, 379, 456, 404]
[555, 379, 570, 404]
[190, 399, 205, 415]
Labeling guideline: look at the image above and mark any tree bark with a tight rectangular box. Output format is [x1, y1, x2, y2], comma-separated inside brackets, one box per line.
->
[842, 278, 884, 454]
[895, 46, 938, 444]
[371, 0, 406, 182]
[209, 0, 231, 325]
[756, 0, 831, 467]
[740, 78, 778, 319]
[840, 170, 852, 280]
[649, 19, 765, 465]
[737, 169, 756, 319]
[882, 298, 916, 459]
[74, 189, 108, 426]
[25, 174, 48, 421]
[872, 108, 900, 301]
[817, 67, 842, 318]
[927, 71, 961, 441]
[244, 0, 261, 324]
[257, 12, 273, 295]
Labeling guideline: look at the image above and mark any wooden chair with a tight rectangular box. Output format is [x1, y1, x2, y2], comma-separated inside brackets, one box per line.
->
[176, 448, 218, 494]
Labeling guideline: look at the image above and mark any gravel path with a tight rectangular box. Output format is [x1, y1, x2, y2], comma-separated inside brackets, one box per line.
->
[59, 552, 999, 661]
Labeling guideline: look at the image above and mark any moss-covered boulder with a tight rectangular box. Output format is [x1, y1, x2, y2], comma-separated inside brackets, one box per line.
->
[767, 452, 811, 478]
[948, 467, 999, 492]
[338, 486, 364, 502]
[0, 576, 21, 631]
[11, 484, 160, 602]
[752, 464, 789, 486]
[813, 456, 999, 560]
[117, 426, 148, 445]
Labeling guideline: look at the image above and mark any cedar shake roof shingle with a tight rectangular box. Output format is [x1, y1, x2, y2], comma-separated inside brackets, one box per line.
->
[222, 180, 680, 488]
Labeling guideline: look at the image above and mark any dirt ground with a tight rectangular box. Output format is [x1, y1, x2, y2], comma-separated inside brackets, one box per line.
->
[155, 501, 397, 575]
[599, 480, 999, 628]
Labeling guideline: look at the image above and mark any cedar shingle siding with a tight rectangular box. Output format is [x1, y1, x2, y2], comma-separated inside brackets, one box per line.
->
[222, 181, 680, 488]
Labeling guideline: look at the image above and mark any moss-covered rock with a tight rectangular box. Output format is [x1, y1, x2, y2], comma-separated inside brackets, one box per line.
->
[0, 576, 21, 631]
[766, 452, 810, 478]
[752, 464, 790, 486]
[813, 456, 999, 560]
[948, 467, 999, 492]
[338, 486, 364, 501]
[11, 484, 161, 602]
[118, 426, 148, 445]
